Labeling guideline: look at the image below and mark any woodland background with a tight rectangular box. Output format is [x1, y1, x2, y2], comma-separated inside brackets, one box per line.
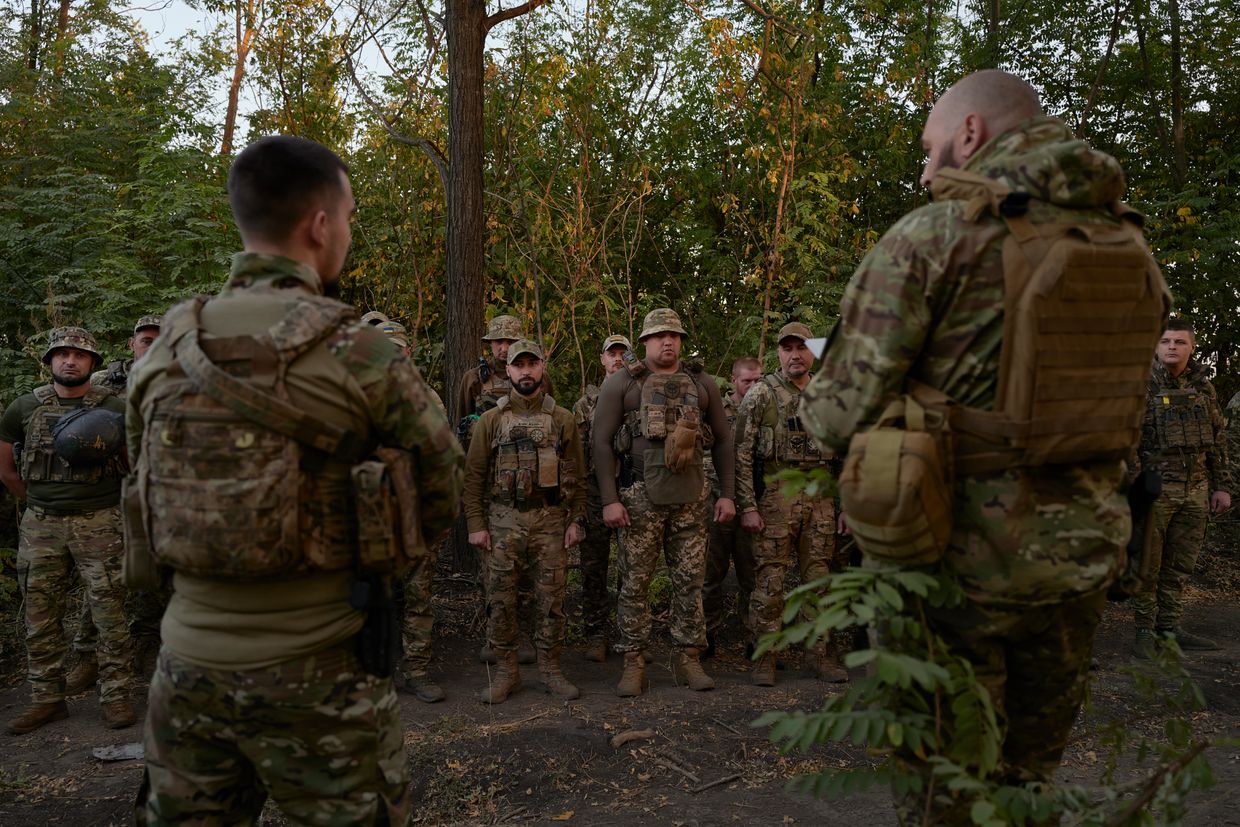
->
[2, 0, 1237, 412]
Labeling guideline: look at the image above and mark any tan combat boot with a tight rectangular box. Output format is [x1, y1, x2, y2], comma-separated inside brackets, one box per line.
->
[750, 652, 777, 687]
[479, 650, 522, 704]
[65, 656, 99, 695]
[397, 670, 447, 703]
[615, 651, 648, 697]
[538, 651, 580, 699]
[7, 700, 69, 735]
[674, 647, 715, 691]
[583, 636, 608, 663]
[807, 646, 849, 684]
[102, 698, 137, 729]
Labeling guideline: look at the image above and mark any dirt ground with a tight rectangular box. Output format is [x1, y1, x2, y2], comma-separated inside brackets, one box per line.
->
[1, 541, 1239, 826]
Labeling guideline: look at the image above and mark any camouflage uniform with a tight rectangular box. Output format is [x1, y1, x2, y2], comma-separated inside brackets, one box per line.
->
[1131, 359, 1230, 632]
[702, 392, 755, 636]
[128, 252, 464, 822]
[801, 118, 1166, 811]
[573, 384, 614, 638]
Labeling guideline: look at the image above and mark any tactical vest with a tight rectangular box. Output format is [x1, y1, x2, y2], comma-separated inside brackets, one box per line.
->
[1151, 387, 1214, 453]
[19, 384, 118, 484]
[575, 385, 600, 471]
[475, 360, 512, 414]
[95, 359, 130, 397]
[919, 169, 1171, 473]
[135, 296, 367, 580]
[756, 374, 826, 466]
[491, 395, 561, 507]
[626, 370, 702, 443]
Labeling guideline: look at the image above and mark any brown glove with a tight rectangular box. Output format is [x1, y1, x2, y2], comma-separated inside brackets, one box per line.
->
[664, 416, 700, 473]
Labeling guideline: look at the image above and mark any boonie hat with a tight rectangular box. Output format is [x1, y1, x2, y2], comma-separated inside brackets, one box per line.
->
[483, 315, 524, 342]
[360, 310, 390, 326]
[42, 326, 102, 367]
[638, 308, 687, 341]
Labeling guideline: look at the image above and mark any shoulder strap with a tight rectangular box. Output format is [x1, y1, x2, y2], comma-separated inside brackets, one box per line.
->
[542, 395, 555, 413]
[82, 385, 111, 407]
[269, 297, 357, 362]
[496, 396, 511, 412]
[33, 385, 57, 405]
[174, 299, 361, 461]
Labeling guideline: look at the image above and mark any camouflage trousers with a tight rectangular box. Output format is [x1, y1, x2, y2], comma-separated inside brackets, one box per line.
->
[579, 493, 615, 638]
[750, 488, 842, 640]
[139, 645, 409, 826]
[892, 589, 1106, 825]
[16, 507, 132, 703]
[703, 510, 755, 634]
[485, 503, 568, 654]
[73, 576, 169, 665]
[616, 480, 709, 652]
[1132, 481, 1209, 631]
[400, 542, 437, 674]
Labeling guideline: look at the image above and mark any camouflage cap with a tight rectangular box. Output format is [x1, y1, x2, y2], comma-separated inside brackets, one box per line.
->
[639, 308, 687, 340]
[777, 322, 813, 343]
[377, 320, 410, 349]
[41, 326, 102, 366]
[133, 314, 162, 334]
[507, 338, 544, 363]
[483, 314, 524, 342]
[360, 310, 390, 326]
[601, 334, 632, 354]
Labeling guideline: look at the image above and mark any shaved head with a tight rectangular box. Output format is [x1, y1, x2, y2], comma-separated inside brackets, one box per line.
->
[920, 70, 1043, 187]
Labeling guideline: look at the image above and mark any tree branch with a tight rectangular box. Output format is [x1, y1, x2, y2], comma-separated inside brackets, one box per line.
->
[1104, 740, 1211, 827]
[484, 0, 550, 33]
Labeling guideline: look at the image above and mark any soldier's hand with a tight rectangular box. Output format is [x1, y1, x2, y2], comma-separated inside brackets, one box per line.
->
[740, 510, 764, 533]
[714, 497, 736, 524]
[565, 523, 585, 548]
[837, 511, 850, 535]
[603, 503, 630, 529]
[468, 530, 491, 551]
[1211, 491, 1232, 514]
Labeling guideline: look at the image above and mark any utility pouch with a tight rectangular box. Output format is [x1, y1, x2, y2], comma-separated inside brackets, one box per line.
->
[537, 445, 559, 488]
[352, 460, 403, 575]
[494, 444, 519, 500]
[121, 473, 161, 591]
[613, 423, 633, 454]
[642, 447, 704, 506]
[839, 396, 953, 566]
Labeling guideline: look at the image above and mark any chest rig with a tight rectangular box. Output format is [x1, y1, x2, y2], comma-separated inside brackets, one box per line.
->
[757, 374, 825, 465]
[626, 371, 702, 440]
[475, 359, 512, 414]
[491, 395, 561, 507]
[19, 384, 118, 484]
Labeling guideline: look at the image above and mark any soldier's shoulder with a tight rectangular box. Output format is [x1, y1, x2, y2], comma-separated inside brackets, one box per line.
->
[882, 200, 968, 245]
[326, 318, 401, 377]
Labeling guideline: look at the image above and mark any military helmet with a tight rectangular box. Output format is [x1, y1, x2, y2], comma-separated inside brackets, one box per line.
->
[507, 339, 544, 363]
[377, 320, 410, 349]
[483, 315, 524, 341]
[51, 407, 125, 465]
[601, 334, 632, 354]
[638, 308, 687, 341]
[133, 315, 163, 334]
[360, 310, 390, 326]
[41, 326, 102, 368]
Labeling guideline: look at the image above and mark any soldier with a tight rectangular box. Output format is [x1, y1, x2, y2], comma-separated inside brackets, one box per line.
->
[573, 334, 631, 661]
[702, 356, 761, 656]
[91, 315, 162, 395]
[127, 135, 464, 823]
[1131, 318, 1231, 652]
[376, 319, 448, 415]
[463, 339, 586, 703]
[592, 308, 737, 697]
[735, 324, 847, 685]
[800, 70, 1169, 820]
[1, 326, 136, 733]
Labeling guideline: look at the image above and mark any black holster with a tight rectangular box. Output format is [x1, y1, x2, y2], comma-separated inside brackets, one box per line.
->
[351, 572, 400, 677]
[1108, 468, 1163, 602]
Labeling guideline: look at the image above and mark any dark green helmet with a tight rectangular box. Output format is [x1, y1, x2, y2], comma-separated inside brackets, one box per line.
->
[52, 407, 125, 465]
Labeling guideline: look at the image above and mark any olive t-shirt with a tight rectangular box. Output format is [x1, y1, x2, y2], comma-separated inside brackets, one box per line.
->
[0, 390, 125, 513]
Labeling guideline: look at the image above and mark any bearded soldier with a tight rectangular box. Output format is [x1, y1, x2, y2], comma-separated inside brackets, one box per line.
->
[1131, 318, 1231, 652]
[735, 323, 848, 685]
[1, 327, 136, 733]
[592, 308, 736, 697]
[574, 334, 631, 662]
[464, 340, 586, 703]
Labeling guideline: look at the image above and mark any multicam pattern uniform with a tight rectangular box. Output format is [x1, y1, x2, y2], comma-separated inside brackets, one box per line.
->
[800, 118, 1160, 816]
[573, 385, 614, 638]
[1131, 359, 1231, 631]
[734, 371, 843, 643]
[130, 252, 464, 826]
[703, 392, 754, 634]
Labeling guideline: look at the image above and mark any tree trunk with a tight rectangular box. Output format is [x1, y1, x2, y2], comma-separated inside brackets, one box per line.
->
[1168, 0, 1186, 190]
[221, 0, 259, 157]
[984, 0, 1000, 69]
[27, 0, 43, 72]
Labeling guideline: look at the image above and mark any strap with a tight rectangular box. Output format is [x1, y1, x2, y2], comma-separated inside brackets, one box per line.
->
[542, 395, 555, 413]
[33, 385, 57, 405]
[860, 430, 903, 497]
[175, 301, 361, 461]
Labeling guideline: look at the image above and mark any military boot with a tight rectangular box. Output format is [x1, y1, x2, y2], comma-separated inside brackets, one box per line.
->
[1131, 627, 1157, 658]
[807, 647, 849, 684]
[538, 651, 580, 700]
[65, 656, 99, 695]
[6, 701, 69, 735]
[674, 647, 715, 691]
[750, 653, 776, 687]
[397, 670, 447, 703]
[479, 650, 522, 704]
[102, 698, 137, 730]
[615, 651, 648, 697]
[583, 635, 608, 663]
[1161, 627, 1222, 651]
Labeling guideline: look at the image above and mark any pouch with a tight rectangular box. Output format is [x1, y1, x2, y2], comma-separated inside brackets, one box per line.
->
[642, 447, 705, 506]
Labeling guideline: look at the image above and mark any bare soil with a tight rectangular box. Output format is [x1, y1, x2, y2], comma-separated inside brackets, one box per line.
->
[1, 540, 1239, 827]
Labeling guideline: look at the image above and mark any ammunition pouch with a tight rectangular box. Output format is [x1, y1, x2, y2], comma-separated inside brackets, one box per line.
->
[642, 447, 704, 506]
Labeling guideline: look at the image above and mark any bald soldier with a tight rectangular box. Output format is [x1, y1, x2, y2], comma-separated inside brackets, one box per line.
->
[801, 70, 1168, 821]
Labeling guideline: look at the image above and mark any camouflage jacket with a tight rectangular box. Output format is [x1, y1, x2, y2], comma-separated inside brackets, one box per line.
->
[801, 117, 1147, 607]
[1229, 391, 1240, 479]
[572, 384, 601, 478]
[1136, 359, 1230, 493]
[91, 358, 133, 398]
[734, 371, 809, 512]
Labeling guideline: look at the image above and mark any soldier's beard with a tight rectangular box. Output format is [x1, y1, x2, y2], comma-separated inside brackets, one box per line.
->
[53, 371, 90, 388]
[515, 378, 540, 395]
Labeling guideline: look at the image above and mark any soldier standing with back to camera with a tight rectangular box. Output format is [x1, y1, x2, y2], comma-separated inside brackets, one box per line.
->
[1, 326, 136, 733]
[463, 339, 586, 703]
[735, 323, 848, 686]
[592, 308, 736, 697]
[1131, 318, 1231, 653]
[127, 135, 463, 823]
[574, 333, 631, 662]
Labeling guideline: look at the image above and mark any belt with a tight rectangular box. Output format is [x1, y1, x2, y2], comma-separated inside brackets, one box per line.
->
[27, 505, 113, 519]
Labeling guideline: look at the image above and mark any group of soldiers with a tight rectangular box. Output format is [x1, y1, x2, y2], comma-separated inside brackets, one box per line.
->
[0, 68, 1236, 825]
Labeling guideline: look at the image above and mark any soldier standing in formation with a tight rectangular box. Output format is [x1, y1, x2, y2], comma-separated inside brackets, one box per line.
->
[702, 355, 761, 656]
[91, 315, 162, 395]
[463, 339, 586, 703]
[801, 70, 1169, 820]
[1, 327, 136, 733]
[1132, 318, 1231, 652]
[592, 308, 736, 697]
[573, 333, 632, 662]
[128, 135, 463, 822]
[735, 323, 848, 685]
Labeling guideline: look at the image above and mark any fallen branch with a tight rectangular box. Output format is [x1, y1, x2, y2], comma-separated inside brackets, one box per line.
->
[653, 756, 701, 785]
[610, 728, 656, 749]
[1104, 740, 1211, 827]
[691, 773, 743, 794]
[712, 717, 745, 738]
[485, 709, 555, 734]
